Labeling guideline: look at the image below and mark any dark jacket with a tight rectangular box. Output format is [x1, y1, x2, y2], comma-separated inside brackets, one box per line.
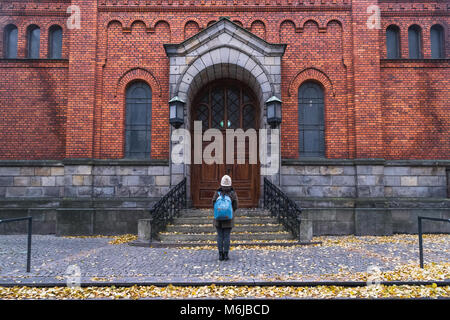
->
[212, 186, 238, 229]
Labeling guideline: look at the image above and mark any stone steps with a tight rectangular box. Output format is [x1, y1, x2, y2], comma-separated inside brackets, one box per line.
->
[157, 208, 294, 244]
[179, 209, 272, 217]
[158, 231, 294, 242]
[173, 216, 278, 225]
[166, 224, 285, 233]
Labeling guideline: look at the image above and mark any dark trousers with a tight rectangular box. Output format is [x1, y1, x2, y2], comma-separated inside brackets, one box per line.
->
[216, 227, 231, 253]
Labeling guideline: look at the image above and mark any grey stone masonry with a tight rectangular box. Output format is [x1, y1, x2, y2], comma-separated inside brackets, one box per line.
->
[0, 160, 170, 200]
[282, 159, 449, 199]
[281, 159, 450, 235]
[1, 159, 449, 236]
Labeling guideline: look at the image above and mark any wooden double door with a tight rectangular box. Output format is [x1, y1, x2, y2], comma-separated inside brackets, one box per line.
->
[190, 80, 260, 208]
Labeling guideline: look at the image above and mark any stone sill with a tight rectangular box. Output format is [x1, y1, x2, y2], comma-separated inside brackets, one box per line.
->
[0, 159, 169, 167]
[282, 158, 450, 167]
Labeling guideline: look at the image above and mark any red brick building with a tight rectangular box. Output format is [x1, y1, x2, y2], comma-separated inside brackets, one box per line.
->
[0, 0, 449, 236]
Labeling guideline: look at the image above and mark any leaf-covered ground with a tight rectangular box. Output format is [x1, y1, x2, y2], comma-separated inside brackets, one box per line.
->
[0, 234, 448, 287]
[0, 283, 448, 299]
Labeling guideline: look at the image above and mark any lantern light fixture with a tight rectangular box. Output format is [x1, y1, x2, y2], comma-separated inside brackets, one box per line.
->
[169, 96, 185, 129]
[266, 96, 282, 128]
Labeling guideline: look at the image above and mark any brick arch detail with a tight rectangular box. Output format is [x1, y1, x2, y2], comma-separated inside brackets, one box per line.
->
[182, 17, 204, 30]
[299, 18, 321, 29]
[127, 19, 148, 30]
[279, 19, 297, 30]
[326, 18, 344, 29]
[115, 67, 161, 98]
[106, 19, 124, 29]
[288, 68, 335, 98]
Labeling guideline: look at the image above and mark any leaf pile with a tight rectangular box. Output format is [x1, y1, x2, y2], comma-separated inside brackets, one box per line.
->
[0, 284, 448, 300]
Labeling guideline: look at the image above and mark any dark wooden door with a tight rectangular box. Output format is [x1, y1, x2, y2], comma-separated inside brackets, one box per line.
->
[191, 80, 260, 208]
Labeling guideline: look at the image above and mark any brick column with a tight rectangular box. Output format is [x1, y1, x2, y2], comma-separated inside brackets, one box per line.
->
[66, 1, 98, 158]
[351, 0, 383, 158]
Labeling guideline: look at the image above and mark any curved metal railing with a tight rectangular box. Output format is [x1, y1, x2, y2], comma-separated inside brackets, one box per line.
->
[263, 177, 302, 240]
[149, 177, 186, 240]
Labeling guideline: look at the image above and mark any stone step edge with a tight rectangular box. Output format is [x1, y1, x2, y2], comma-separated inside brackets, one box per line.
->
[130, 241, 321, 248]
[160, 231, 291, 235]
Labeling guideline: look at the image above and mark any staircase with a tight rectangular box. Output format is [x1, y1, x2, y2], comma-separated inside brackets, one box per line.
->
[157, 208, 296, 245]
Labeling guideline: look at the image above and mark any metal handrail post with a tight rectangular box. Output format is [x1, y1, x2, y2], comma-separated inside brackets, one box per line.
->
[0, 216, 32, 272]
[417, 216, 450, 268]
[418, 216, 423, 269]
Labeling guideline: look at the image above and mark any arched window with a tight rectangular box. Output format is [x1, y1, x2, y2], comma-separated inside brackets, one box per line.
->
[3, 24, 18, 58]
[125, 81, 152, 158]
[430, 24, 445, 59]
[27, 25, 40, 58]
[298, 82, 325, 158]
[408, 25, 422, 59]
[48, 25, 63, 59]
[386, 25, 400, 59]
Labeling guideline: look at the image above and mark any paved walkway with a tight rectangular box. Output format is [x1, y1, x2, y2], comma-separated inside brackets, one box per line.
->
[0, 235, 448, 284]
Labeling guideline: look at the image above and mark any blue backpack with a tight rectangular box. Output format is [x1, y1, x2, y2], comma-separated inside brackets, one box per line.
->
[214, 192, 233, 220]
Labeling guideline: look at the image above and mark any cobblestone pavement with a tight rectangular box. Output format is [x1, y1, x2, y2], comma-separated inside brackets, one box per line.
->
[0, 235, 448, 284]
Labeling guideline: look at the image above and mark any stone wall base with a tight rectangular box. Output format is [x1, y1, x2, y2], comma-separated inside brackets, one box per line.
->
[0, 198, 448, 236]
[0, 159, 449, 236]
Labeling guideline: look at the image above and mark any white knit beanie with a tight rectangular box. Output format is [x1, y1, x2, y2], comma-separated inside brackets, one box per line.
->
[220, 175, 232, 187]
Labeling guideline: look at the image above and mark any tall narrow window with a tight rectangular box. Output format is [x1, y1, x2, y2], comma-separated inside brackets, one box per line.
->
[386, 25, 400, 59]
[4, 24, 18, 58]
[125, 82, 152, 158]
[48, 25, 63, 59]
[408, 25, 422, 59]
[430, 24, 445, 59]
[27, 25, 40, 58]
[298, 82, 325, 158]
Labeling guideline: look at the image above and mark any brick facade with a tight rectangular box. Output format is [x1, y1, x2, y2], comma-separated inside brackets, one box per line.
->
[0, 0, 448, 161]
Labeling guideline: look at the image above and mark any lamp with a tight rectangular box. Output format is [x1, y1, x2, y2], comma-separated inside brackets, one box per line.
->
[266, 96, 282, 128]
[169, 96, 185, 129]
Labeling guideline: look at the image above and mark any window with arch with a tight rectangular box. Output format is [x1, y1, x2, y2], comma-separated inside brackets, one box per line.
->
[48, 25, 63, 59]
[298, 82, 325, 158]
[125, 81, 152, 158]
[408, 25, 422, 59]
[430, 24, 445, 59]
[27, 25, 40, 58]
[3, 24, 18, 58]
[386, 25, 400, 59]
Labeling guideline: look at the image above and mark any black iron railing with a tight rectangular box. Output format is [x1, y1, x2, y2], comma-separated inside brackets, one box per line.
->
[0, 216, 32, 272]
[149, 177, 187, 240]
[263, 177, 302, 240]
[418, 216, 450, 268]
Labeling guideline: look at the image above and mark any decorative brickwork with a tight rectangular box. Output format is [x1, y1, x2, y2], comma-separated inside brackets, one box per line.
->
[0, 0, 448, 160]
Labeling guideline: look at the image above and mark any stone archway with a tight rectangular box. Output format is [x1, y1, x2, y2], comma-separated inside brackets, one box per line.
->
[165, 17, 286, 206]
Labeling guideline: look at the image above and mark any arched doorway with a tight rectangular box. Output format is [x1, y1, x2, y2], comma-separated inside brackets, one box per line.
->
[190, 80, 260, 207]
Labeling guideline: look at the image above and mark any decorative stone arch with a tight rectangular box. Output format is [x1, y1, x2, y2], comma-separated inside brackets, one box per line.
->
[288, 67, 335, 98]
[165, 17, 286, 192]
[115, 67, 161, 98]
[175, 45, 275, 103]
